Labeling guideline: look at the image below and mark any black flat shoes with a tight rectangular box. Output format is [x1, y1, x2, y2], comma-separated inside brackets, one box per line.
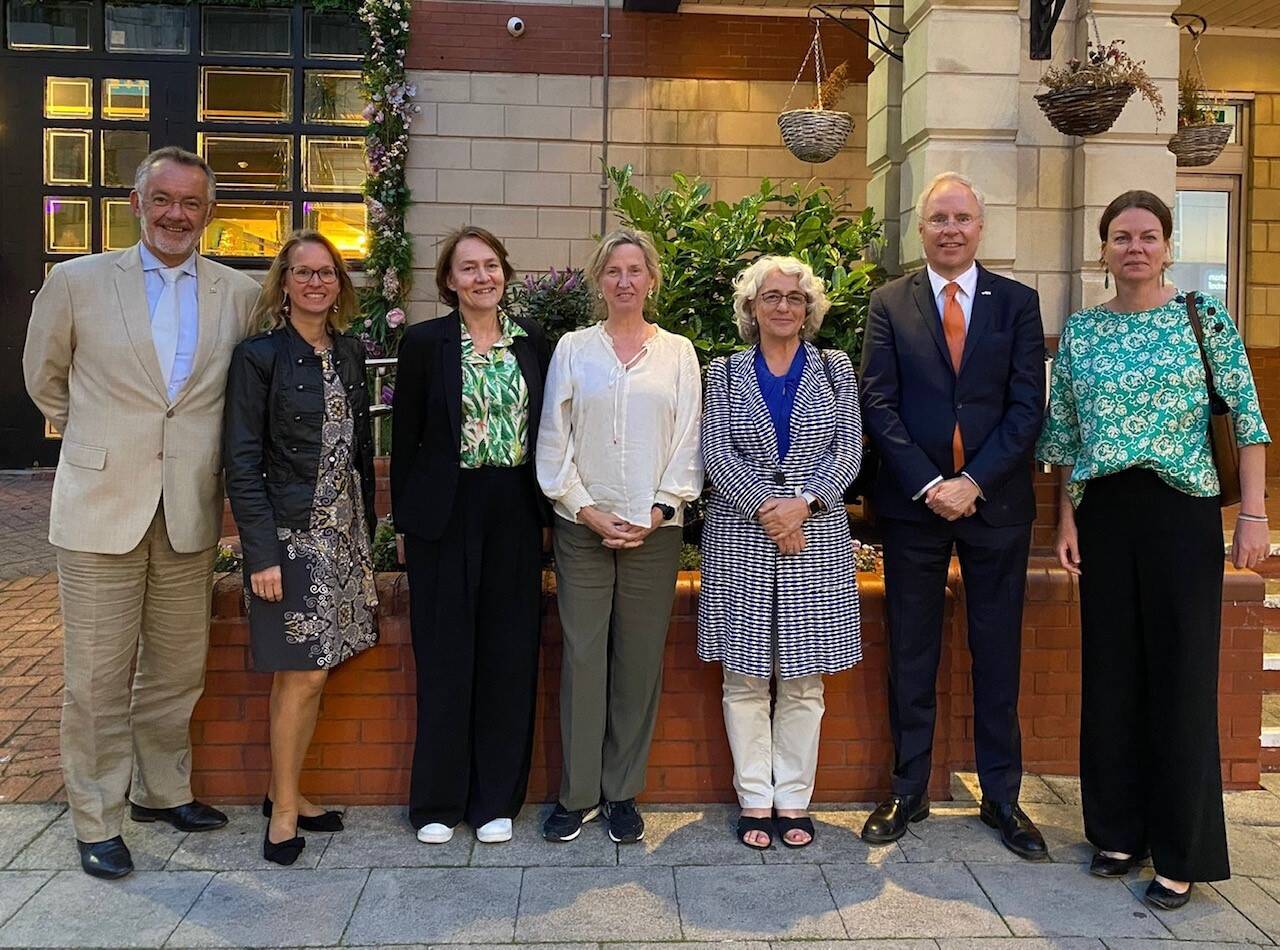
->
[1144, 878, 1193, 910]
[1089, 849, 1147, 878]
[262, 796, 344, 832]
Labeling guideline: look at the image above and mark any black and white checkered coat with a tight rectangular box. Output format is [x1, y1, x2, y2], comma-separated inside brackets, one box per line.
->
[697, 343, 863, 679]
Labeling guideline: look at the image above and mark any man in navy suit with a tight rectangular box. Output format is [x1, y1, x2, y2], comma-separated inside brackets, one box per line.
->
[859, 172, 1048, 860]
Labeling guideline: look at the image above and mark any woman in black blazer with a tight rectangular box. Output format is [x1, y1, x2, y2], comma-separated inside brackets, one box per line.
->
[390, 226, 550, 846]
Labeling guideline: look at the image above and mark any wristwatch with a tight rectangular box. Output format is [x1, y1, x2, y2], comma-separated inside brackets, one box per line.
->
[805, 494, 825, 516]
[653, 503, 676, 522]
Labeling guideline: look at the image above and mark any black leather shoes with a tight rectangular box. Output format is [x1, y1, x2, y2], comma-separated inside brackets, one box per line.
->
[861, 794, 930, 844]
[130, 800, 228, 832]
[1089, 849, 1148, 878]
[1145, 878, 1193, 910]
[77, 836, 133, 879]
[979, 800, 1049, 861]
[263, 796, 344, 833]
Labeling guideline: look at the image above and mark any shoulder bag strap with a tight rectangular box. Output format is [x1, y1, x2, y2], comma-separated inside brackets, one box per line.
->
[1185, 292, 1227, 411]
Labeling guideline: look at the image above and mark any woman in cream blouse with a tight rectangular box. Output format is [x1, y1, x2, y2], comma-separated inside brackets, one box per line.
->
[536, 227, 703, 845]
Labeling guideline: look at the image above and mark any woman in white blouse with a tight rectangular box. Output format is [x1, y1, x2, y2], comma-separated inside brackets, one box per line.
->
[536, 228, 703, 845]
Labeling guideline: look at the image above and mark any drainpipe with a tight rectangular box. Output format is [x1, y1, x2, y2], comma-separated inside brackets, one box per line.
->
[599, 0, 611, 235]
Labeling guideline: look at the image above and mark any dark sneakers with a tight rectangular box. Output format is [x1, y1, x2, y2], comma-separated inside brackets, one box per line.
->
[604, 799, 645, 843]
[542, 803, 601, 842]
[77, 836, 133, 879]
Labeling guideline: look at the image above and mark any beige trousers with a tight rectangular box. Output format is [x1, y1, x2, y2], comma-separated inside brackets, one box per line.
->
[56, 504, 216, 843]
[721, 670, 825, 810]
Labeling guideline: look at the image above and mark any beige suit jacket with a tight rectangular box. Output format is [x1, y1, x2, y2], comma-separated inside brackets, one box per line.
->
[23, 243, 262, 554]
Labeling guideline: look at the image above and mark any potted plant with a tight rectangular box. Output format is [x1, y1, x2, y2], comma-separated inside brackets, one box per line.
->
[1035, 36, 1164, 137]
[505, 266, 593, 347]
[777, 25, 853, 164]
[1167, 68, 1232, 166]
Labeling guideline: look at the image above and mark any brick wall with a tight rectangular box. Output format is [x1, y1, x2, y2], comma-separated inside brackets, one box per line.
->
[191, 559, 1267, 804]
[408, 1, 871, 82]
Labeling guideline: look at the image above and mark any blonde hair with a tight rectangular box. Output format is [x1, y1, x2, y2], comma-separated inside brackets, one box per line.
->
[253, 230, 359, 333]
[585, 228, 662, 319]
[914, 171, 987, 222]
[731, 255, 830, 344]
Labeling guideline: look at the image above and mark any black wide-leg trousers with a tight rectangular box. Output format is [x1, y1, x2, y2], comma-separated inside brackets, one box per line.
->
[1076, 468, 1230, 883]
[404, 465, 543, 830]
[880, 513, 1032, 803]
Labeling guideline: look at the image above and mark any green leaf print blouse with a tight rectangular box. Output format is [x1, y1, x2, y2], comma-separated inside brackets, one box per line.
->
[1036, 292, 1269, 507]
[459, 313, 530, 469]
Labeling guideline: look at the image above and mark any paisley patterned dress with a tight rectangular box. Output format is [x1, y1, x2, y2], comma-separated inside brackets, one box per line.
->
[247, 348, 379, 671]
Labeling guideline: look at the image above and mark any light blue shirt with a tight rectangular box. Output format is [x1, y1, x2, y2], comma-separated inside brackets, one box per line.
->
[139, 243, 199, 402]
[925, 261, 977, 330]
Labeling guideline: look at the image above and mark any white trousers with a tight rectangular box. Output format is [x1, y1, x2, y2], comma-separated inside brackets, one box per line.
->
[721, 670, 825, 810]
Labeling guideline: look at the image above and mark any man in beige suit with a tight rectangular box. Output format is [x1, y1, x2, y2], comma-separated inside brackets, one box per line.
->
[24, 146, 261, 879]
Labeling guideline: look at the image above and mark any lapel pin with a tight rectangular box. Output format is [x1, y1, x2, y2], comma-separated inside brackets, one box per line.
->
[980, 290, 992, 296]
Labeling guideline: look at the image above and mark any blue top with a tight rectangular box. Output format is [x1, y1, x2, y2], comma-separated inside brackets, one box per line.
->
[754, 344, 806, 460]
[139, 242, 199, 402]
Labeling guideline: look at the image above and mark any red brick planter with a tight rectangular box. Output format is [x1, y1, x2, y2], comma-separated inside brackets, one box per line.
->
[193, 559, 1267, 804]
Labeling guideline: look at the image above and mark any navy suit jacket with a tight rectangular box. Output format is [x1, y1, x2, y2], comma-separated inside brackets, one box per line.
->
[858, 263, 1046, 527]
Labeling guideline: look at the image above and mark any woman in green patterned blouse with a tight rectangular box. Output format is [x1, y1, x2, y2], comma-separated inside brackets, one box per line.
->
[1037, 190, 1270, 910]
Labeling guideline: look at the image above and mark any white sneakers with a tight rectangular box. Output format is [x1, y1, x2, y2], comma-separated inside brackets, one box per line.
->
[417, 818, 513, 844]
[475, 818, 513, 843]
[416, 822, 453, 844]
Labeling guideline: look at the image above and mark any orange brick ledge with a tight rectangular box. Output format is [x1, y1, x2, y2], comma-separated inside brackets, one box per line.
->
[193, 561, 1267, 804]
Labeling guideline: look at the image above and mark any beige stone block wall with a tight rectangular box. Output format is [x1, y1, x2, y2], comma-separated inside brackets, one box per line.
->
[404, 70, 871, 321]
[1248, 93, 1280, 349]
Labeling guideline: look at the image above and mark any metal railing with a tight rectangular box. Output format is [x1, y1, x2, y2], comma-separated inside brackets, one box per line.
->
[367, 356, 397, 456]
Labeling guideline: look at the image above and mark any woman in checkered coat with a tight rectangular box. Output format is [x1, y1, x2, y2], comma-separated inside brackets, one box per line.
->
[698, 255, 863, 850]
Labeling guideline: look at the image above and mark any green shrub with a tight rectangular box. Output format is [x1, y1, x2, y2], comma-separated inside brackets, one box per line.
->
[371, 516, 401, 572]
[213, 543, 242, 574]
[608, 165, 886, 366]
[506, 267, 595, 347]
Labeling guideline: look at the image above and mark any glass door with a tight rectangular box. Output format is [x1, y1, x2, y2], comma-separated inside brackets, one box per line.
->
[1171, 175, 1242, 329]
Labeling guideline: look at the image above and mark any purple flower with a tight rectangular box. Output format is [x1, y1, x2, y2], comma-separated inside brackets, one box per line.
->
[381, 384, 395, 406]
[386, 307, 406, 328]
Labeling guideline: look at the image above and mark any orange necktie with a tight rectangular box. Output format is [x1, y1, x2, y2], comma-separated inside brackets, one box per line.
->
[943, 281, 966, 472]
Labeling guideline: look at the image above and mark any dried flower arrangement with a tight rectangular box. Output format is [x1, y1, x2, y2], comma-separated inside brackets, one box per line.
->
[1177, 68, 1217, 127]
[810, 60, 852, 110]
[1039, 38, 1165, 122]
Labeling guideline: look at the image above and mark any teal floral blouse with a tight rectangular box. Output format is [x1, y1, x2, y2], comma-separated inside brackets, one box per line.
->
[459, 313, 530, 469]
[1036, 292, 1269, 507]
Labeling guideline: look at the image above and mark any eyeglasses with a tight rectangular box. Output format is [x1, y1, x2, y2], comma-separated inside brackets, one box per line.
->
[289, 265, 339, 284]
[146, 195, 207, 214]
[924, 213, 979, 231]
[758, 291, 809, 310]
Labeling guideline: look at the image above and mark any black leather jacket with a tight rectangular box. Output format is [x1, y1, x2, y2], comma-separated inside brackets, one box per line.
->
[223, 322, 376, 573]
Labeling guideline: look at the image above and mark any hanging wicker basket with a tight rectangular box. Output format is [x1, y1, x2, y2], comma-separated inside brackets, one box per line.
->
[778, 109, 853, 163]
[1035, 84, 1135, 137]
[1168, 122, 1232, 167]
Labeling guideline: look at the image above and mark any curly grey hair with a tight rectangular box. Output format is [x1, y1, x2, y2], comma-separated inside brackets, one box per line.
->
[731, 255, 830, 344]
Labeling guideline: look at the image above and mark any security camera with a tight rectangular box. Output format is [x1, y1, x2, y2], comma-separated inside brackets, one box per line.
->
[507, 16, 525, 37]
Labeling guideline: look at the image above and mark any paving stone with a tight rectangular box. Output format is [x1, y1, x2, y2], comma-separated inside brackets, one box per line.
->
[1226, 823, 1280, 878]
[0, 872, 52, 927]
[470, 805, 615, 867]
[165, 806, 331, 871]
[677, 864, 843, 940]
[0, 868, 210, 947]
[617, 807, 762, 866]
[824, 863, 1007, 939]
[319, 806, 473, 868]
[1260, 773, 1280, 797]
[614, 943, 768, 950]
[939, 940, 1104, 949]
[1019, 803, 1101, 866]
[345, 867, 521, 945]
[772, 942, 937, 950]
[967, 864, 1167, 938]
[1103, 941, 1266, 949]
[895, 804, 1022, 864]
[762, 809, 907, 866]
[1224, 789, 1280, 826]
[8, 812, 185, 871]
[0, 804, 63, 867]
[1041, 776, 1082, 805]
[951, 773, 1062, 805]
[1121, 870, 1268, 943]
[168, 868, 368, 947]
[1236, 876, 1280, 941]
[517, 866, 680, 941]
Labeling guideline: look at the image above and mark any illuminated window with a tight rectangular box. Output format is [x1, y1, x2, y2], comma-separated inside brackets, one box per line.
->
[200, 67, 292, 122]
[44, 129, 91, 186]
[45, 197, 91, 253]
[304, 71, 365, 126]
[44, 77, 93, 119]
[102, 130, 150, 188]
[103, 79, 150, 120]
[105, 4, 188, 54]
[199, 134, 292, 191]
[7, 1, 91, 51]
[103, 199, 141, 251]
[202, 201, 291, 258]
[304, 201, 368, 259]
[202, 6, 291, 56]
[303, 137, 366, 193]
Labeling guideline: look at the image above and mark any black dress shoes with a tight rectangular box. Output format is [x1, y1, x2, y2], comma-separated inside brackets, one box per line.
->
[1145, 878, 1193, 910]
[130, 800, 229, 832]
[979, 800, 1049, 861]
[861, 794, 930, 844]
[262, 796, 344, 833]
[1089, 849, 1148, 878]
[77, 836, 133, 879]
[262, 827, 306, 866]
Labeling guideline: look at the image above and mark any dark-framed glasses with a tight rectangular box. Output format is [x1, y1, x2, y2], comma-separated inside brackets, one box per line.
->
[759, 291, 809, 309]
[289, 265, 339, 284]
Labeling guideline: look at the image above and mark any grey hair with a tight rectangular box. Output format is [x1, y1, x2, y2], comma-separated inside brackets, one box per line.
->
[585, 227, 663, 319]
[731, 255, 831, 344]
[133, 146, 217, 203]
[914, 171, 986, 222]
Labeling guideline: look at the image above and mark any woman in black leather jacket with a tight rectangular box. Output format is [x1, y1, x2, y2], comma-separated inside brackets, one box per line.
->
[223, 230, 377, 866]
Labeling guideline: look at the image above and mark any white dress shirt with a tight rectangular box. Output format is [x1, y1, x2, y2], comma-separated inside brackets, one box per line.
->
[139, 243, 199, 402]
[537, 323, 704, 528]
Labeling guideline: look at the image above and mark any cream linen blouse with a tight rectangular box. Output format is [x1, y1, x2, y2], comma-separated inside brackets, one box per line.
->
[536, 323, 704, 528]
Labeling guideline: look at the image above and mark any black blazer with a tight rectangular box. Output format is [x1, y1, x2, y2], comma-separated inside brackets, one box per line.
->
[858, 263, 1045, 527]
[223, 323, 376, 574]
[390, 311, 552, 541]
